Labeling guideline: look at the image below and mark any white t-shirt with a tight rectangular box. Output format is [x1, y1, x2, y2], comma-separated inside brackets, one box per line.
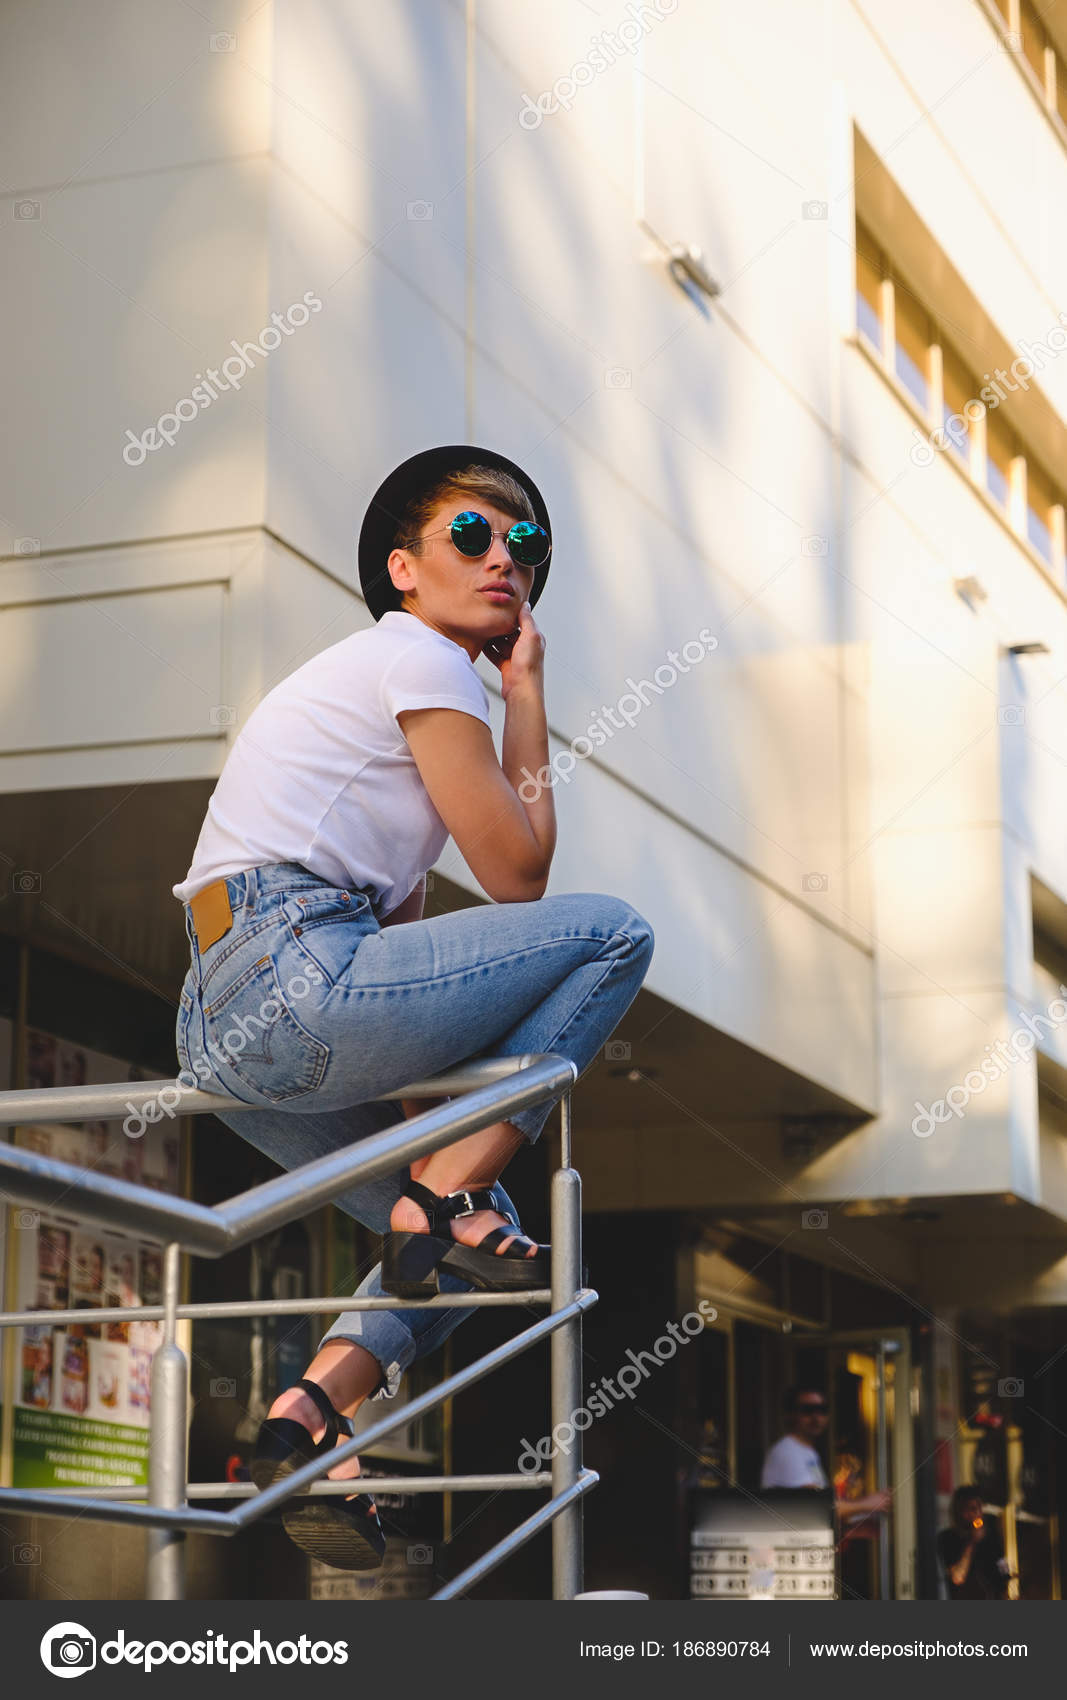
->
[172, 610, 492, 918]
[760, 1434, 829, 1490]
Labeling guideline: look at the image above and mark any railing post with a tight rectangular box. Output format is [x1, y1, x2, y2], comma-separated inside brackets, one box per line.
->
[147, 1242, 187, 1599]
[0, 1059, 593, 1601]
[550, 1092, 583, 1599]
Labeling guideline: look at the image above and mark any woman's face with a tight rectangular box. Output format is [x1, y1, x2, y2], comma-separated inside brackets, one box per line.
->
[389, 495, 538, 655]
[957, 1495, 983, 1529]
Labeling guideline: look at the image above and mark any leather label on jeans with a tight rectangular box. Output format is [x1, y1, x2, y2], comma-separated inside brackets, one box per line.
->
[190, 880, 233, 951]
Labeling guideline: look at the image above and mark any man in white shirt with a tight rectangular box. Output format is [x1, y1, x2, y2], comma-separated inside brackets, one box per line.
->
[761, 1385, 891, 1529]
[761, 1386, 832, 1488]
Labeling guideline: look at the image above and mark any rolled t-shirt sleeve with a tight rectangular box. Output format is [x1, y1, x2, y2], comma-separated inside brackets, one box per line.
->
[378, 640, 492, 731]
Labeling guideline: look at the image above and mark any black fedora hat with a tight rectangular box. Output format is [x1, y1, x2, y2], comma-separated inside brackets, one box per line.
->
[357, 443, 552, 621]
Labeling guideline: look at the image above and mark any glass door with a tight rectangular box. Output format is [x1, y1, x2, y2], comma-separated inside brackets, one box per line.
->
[798, 1330, 915, 1600]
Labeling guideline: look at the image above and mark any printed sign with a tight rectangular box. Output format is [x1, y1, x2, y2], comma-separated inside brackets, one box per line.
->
[4, 1028, 182, 1489]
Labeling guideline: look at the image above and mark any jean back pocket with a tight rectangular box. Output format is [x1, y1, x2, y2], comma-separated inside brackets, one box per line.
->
[202, 954, 330, 1104]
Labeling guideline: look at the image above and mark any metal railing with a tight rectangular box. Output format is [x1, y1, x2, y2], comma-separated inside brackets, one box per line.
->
[0, 1055, 597, 1600]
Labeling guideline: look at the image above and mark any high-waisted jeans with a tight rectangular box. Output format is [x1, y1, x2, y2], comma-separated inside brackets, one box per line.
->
[175, 862, 654, 1400]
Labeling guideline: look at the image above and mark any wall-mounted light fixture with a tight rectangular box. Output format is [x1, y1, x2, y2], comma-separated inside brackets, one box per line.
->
[639, 219, 721, 302]
[667, 242, 721, 300]
[953, 575, 987, 603]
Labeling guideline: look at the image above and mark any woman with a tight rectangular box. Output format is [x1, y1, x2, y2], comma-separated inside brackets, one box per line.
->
[937, 1485, 1011, 1600]
[172, 444, 655, 1570]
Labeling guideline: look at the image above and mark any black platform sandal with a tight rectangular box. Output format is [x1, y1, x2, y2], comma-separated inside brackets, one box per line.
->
[251, 1376, 385, 1572]
[381, 1179, 550, 1299]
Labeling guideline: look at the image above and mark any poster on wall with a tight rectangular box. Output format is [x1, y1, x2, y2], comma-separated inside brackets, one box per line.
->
[4, 1026, 182, 1489]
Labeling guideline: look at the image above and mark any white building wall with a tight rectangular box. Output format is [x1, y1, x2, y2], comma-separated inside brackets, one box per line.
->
[4, 0, 1067, 1218]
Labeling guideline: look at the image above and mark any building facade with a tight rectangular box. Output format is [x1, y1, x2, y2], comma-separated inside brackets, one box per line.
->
[2, 0, 1067, 1598]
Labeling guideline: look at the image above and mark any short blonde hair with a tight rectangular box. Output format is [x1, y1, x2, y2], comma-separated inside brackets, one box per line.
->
[393, 463, 535, 554]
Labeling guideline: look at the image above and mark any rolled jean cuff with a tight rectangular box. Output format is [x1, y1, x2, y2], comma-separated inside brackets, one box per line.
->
[508, 1092, 561, 1146]
[315, 1309, 414, 1401]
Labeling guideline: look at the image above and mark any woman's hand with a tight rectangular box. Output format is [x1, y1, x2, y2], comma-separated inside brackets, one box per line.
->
[397, 592, 556, 902]
[482, 600, 545, 701]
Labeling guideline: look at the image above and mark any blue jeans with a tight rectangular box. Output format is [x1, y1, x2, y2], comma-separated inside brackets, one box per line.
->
[175, 862, 654, 1399]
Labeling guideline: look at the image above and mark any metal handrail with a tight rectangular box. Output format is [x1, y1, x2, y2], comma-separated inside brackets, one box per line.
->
[0, 1057, 576, 1253]
[0, 1055, 555, 1130]
[34, 1474, 558, 1499]
[0, 1055, 593, 1600]
[0, 1291, 597, 1532]
[0, 1290, 553, 1328]
[432, 1470, 599, 1601]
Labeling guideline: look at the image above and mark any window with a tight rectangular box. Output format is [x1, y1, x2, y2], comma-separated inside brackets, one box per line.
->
[854, 170, 1067, 576]
[1027, 458, 1057, 565]
[988, 0, 1067, 137]
[986, 410, 1013, 509]
[1021, 0, 1048, 88]
[941, 345, 977, 466]
[894, 288, 932, 412]
[856, 224, 884, 353]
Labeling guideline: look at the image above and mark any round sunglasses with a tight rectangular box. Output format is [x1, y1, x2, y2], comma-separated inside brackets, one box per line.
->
[402, 509, 551, 570]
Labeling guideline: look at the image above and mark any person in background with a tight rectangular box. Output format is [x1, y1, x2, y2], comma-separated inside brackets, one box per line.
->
[937, 1484, 1011, 1599]
[762, 1385, 834, 1489]
[834, 1433, 883, 1597]
[761, 1385, 891, 1524]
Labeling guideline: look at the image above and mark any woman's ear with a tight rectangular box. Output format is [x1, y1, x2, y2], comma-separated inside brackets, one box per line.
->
[386, 545, 416, 596]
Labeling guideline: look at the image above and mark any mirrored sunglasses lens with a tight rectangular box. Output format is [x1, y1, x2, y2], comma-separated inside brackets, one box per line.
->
[506, 521, 550, 567]
[451, 511, 492, 556]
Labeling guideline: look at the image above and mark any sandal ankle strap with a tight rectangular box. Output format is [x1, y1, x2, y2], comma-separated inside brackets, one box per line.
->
[404, 1179, 518, 1235]
[295, 1377, 355, 1448]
